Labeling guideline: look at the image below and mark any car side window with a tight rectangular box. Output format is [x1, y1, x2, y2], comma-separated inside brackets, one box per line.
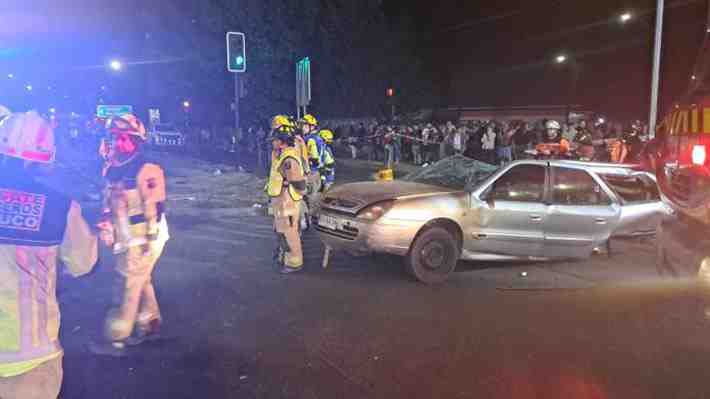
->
[599, 174, 660, 204]
[487, 164, 545, 202]
[552, 167, 611, 206]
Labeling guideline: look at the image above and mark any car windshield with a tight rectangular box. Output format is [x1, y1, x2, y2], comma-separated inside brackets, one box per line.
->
[401, 155, 498, 189]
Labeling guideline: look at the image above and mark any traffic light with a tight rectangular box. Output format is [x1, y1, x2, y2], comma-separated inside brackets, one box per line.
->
[386, 88, 394, 97]
[226, 32, 246, 73]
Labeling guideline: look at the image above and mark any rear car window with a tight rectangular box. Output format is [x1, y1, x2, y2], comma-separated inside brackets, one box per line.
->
[599, 174, 660, 203]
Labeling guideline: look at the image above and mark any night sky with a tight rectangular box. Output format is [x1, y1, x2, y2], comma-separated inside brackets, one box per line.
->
[2, 1, 708, 121]
[389, 0, 708, 120]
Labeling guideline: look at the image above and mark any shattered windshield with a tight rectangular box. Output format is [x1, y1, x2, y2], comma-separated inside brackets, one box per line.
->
[402, 155, 499, 189]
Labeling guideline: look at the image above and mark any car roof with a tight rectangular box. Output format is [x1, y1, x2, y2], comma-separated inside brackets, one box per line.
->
[506, 159, 644, 177]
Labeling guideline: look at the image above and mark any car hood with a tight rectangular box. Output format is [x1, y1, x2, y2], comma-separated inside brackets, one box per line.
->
[322, 181, 457, 213]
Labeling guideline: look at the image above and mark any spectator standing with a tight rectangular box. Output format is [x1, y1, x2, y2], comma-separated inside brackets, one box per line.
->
[497, 122, 516, 165]
[453, 125, 465, 155]
[481, 123, 497, 164]
[412, 125, 423, 165]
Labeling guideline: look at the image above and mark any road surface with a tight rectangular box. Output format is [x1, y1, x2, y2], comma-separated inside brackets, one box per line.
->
[54, 149, 710, 399]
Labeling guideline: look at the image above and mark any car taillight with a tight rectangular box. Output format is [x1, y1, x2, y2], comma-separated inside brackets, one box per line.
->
[692, 144, 706, 165]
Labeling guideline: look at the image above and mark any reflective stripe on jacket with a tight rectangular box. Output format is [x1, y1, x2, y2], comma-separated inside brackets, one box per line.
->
[0, 173, 97, 366]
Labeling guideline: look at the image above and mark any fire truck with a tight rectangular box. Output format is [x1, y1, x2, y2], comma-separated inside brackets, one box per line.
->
[655, 7, 710, 279]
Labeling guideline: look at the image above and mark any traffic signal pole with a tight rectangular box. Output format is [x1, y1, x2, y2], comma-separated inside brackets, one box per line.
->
[234, 73, 240, 130]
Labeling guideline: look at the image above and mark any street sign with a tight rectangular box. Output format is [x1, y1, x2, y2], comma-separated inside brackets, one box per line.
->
[226, 32, 246, 73]
[148, 108, 161, 126]
[296, 57, 311, 116]
[96, 105, 132, 118]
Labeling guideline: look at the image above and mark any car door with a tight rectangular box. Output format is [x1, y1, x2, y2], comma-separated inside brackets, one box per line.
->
[467, 164, 547, 257]
[543, 166, 620, 258]
[597, 172, 665, 237]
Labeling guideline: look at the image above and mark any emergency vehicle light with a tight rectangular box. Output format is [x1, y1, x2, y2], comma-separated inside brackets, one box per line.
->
[692, 144, 706, 166]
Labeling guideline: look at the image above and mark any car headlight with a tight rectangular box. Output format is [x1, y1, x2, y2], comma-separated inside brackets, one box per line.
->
[357, 200, 394, 221]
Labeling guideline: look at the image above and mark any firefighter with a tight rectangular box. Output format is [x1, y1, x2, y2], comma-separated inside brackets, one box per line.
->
[301, 114, 328, 208]
[271, 115, 310, 230]
[91, 114, 170, 356]
[319, 129, 336, 191]
[0, 111, 98, 398]
[535, 120, 570, 158]
[266, 131, 307, 273]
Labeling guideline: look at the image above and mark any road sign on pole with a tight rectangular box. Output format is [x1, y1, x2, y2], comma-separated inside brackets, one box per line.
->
[296, 57, 311, 117]
[96, 105, 132, 118]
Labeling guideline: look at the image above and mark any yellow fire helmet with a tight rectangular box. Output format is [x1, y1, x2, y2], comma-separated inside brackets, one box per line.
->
[302, 114, 318, 126]
[271, 114, 295, 131]
[319, 129, 334, 143]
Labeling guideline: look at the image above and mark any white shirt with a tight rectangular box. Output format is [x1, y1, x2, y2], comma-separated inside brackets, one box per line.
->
[481, 129, 496, 150]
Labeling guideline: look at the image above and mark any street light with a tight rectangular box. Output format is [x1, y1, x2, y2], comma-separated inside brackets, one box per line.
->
[109, 60, 123, 71]
[183, 100, 191, 108]
[25, 84, 33, 91]
[555, 55, 567, 64]
[49, 107, 56, 114]
[619, 12, 632, 23]
[7, 73, 14, 79]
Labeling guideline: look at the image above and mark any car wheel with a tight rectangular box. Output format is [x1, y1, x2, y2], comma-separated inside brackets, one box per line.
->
[406, 227, 460, 284]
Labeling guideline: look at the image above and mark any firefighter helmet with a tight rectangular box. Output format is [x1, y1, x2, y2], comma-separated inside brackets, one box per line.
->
[545, 120, 562, 131]
[0, 111, 55, 163]
[302, 114, 318, 126]
[271, 114, 291, 130]
[106, 114, 147, 140]
[319, 129, 334, 143]
[0, 104, 10, 121]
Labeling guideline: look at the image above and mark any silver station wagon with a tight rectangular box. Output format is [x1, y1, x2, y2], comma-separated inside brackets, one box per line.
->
[316, 156, 669, 284]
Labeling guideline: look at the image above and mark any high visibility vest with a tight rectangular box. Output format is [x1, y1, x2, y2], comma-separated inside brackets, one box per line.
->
[306, 134, 326, 172]
[104, 156, 168, 254]
[266, 147, 304, 201]
[294, 136, 310, 174]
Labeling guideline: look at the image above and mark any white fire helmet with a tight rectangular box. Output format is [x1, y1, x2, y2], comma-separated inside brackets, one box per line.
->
[0, 105, 10, 121]
[0, 111, 55, 163]
[545, 119, 562, 139]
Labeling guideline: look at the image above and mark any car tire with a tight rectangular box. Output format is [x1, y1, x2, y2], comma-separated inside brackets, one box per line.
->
[406, 227, 460, 284]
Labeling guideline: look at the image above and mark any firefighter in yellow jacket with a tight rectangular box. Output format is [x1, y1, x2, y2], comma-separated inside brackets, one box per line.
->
[91, 114, 170, 355]
[0, 111, 98, 398]
[266, 131, 307, 273]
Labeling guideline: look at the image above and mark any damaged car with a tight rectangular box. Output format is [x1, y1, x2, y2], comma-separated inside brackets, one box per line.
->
[315, 156, 669, 284]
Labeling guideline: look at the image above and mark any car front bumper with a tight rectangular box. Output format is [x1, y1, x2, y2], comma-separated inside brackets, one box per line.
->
[314, 211, 422, 256]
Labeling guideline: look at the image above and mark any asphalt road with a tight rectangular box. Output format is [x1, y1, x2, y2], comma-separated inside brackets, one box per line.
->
[54, 151, 710, 399]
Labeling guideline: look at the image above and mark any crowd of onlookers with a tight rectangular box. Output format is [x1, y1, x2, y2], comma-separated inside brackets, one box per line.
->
[319, 118, 651, 167]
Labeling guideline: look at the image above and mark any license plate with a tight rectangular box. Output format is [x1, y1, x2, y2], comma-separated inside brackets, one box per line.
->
[319, 214, 341, 230]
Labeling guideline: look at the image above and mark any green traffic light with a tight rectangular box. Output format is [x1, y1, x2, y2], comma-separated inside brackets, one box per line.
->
[236, 56, 244, 66]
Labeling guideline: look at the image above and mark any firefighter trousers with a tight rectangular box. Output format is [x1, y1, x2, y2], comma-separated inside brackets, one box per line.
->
[274, 214, 303, 269]
[106, 240, 166, 342]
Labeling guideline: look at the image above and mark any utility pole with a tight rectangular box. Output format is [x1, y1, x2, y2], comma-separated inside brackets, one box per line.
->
[648, 0, 665, 138]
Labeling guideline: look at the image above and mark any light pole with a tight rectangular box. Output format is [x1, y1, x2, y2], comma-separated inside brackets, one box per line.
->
[555, 54, 581, 125]
[648, 0, 664, 138]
